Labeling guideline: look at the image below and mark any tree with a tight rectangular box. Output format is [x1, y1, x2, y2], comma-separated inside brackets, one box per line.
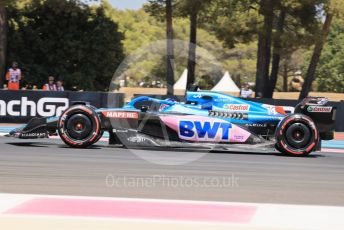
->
[201, 0, 260, 48]
[7, 0, 124, 91]
[0, 1, 8, 88]
[255, 0, 275, 98]
[278, 49, 306, 92]
[300, 0, 344, 98]
[203, 0, 324, 97]
[145, 0, 175, 95]
[102, 3, 225, 86]
[299, 14, 332, 98]
[174, 0, 211, 90]
[166, 0, 174, 96]
[309, 19, 344, 93]
[199, 0, 277, 96]
[266, 0, 322, 96]
[266, 7, 286, 97]
[197, 74, 215, 89]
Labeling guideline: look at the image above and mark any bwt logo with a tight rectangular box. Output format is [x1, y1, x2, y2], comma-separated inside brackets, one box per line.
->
[179, 120, 232, 140]
[0, 97, 69, 117]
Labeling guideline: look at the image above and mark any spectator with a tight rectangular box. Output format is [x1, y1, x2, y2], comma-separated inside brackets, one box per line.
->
[240, 83, 253, 98]
[5, 62, 22, 90]
[43, 76, 57, 91]
[56, 80, 64, 91]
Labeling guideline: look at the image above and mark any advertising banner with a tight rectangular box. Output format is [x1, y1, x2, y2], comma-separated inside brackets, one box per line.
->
[0, 90, 124, 123]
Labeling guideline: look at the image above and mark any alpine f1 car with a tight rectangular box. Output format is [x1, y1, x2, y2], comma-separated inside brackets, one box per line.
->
[8, 91, 336, 156]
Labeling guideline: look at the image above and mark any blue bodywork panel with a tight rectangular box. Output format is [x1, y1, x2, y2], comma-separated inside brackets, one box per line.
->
[115, 91, 287, 125]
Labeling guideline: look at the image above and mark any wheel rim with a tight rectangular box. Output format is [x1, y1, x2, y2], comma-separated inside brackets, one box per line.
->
[285, 123, 311, 149]
[65, 114, 93, 140]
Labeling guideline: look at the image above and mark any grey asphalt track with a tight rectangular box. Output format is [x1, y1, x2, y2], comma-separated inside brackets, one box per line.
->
[0, 137, 344, 206]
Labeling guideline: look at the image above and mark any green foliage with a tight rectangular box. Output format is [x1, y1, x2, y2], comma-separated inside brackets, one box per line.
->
[197, 74, 215, 89]
[6, 0, 339, 93]
[201, 0, 260, 48]
[7, 0, 124, 91]
[143, 0, 168, 21]
[102, 0, 256, 88]
[202, 0, 327, 95]
[312, 19, 344, 93]
[174, 0, 211, 17]
[278, 0, 323, 52]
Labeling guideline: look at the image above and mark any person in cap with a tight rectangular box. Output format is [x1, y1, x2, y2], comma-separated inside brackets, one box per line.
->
[43, 76, 57, 91]
[5, 62, 22, 90]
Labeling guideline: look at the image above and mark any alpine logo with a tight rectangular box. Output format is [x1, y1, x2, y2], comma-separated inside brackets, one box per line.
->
[102, 111, 139, 119]
[0, 97, 69, 117]
[224, 104, 250, 111]
[179, 120, 232, 141]
[307, 106, 332, 113]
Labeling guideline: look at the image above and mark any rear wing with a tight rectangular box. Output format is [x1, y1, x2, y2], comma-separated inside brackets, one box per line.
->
[296, 97, 329, 107]
[295, 97, 336, 139]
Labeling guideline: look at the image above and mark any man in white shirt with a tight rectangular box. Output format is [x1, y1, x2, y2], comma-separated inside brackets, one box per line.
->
[240, 83, 253, 98]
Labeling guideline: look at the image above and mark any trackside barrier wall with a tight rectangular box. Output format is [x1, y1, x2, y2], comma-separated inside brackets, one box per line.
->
[0, 90, 124, 123]
[133, 94, 344, 132]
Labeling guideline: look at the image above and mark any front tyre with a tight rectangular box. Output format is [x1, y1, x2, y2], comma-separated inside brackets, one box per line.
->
[275, 114, 319, 156]
[58, 105, 102, 148]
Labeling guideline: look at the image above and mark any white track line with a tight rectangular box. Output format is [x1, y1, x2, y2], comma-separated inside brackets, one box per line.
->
[0, 193, 34, 213]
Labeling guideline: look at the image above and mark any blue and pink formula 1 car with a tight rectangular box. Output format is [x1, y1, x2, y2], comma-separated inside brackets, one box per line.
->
[9, 91, 336, 156]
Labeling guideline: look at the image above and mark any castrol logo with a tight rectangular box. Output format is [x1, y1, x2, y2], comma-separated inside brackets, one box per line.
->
[307, 106, 332, 113]
[225, 104, 250, 111]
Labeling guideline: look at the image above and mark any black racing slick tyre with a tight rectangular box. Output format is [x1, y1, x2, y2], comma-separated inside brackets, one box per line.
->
[58, 105, 102, 148]
[275, 114, 319, 156]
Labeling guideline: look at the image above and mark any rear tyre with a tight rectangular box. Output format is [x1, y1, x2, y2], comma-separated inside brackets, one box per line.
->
[58, 105, 102, 148]
[275, 114, 319, 156]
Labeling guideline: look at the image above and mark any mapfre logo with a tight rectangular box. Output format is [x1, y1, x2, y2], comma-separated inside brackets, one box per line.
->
[102, 111, 139, 119]
[307, 106, 332, 113]
[224, 104, 250, 111]
[0, 97, 69, 117]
